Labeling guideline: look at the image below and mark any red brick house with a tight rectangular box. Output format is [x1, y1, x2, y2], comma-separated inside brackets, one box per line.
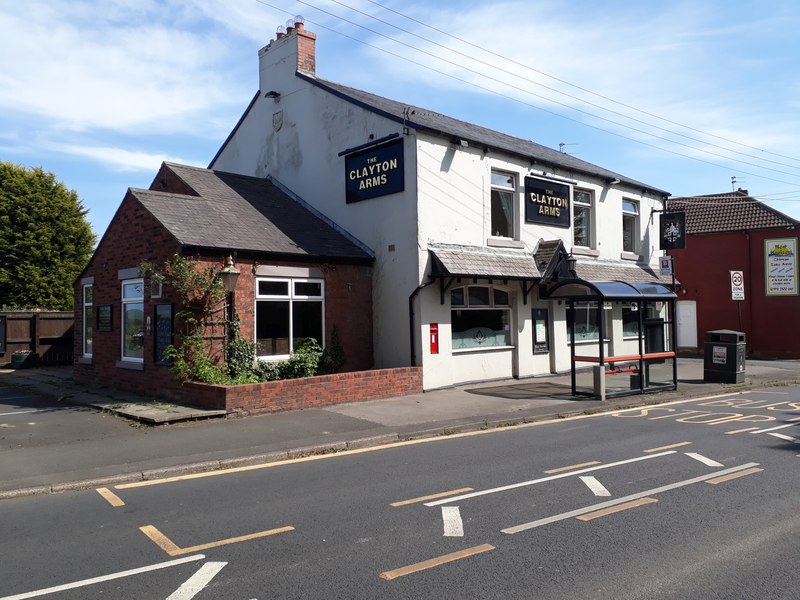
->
[667, 190, 799, 358]
[74, 162, 377, 401]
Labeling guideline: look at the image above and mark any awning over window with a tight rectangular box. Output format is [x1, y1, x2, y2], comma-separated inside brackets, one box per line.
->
[428, 243, 540, 280]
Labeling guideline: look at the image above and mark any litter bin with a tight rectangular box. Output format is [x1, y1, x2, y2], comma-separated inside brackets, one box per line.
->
[703, 330, 745, 383]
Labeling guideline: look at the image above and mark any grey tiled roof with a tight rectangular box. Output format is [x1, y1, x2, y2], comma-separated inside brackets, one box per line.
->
[306, 76, 669, 197]
[429, 243, 540, 279]
[575, 259, 671, 285]
[668, 191, 798, 234]
[533, 239, 564, 277]
[134, 163, 372, 261]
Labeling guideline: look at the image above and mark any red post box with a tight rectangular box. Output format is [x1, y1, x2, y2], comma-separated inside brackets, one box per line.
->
[430, 323, 439, 354]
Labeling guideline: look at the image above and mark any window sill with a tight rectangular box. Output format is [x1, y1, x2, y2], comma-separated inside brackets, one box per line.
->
[79, 356, 92, 365]
[571, 246, 599, 257]
[116, 359, 144, 371]
[452, 345, 515, 354]
[487, 237, 524, 249]
[620, 252, 641, 261]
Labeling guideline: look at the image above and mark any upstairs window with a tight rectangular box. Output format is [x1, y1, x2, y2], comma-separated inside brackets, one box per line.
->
[490, 171, 515, 238]
[622, 199, 640, 253]
[573, 189, 594, 248]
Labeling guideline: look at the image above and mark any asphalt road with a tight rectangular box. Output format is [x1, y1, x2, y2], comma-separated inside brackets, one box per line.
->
[2, 387, 799, 599]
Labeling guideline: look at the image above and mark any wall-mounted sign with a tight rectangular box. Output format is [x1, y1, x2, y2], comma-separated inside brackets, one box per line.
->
[660, 212, 686, 249]
[730, 270, 745, 300]
[96, 304, 113, 332]
[524, 176, 570, 228]
[765, 238, 798, 296]
[532, 308, 549, 354]
[659, 256, 673, 277]
[345, 137, 404, 203]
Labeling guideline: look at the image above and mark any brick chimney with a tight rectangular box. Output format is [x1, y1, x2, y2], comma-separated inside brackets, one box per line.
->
[258, 16, 316, 81]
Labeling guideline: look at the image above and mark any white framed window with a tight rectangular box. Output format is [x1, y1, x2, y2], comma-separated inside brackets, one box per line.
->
[622, 199, 640, 253]
[121, 279, 144, 361]
[573, 189, 594, 248]
[490, 171, 515, 238]
[450, 284, 512, 350]
[256, 278, 324, 358]
[151, 280, 162, 299]
[82, 284, 93, 357]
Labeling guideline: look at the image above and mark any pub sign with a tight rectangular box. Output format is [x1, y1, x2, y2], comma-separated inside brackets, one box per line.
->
[524, 176, 570, 228]
[660, 212, 686, 249]
[345, 137, 405, 203]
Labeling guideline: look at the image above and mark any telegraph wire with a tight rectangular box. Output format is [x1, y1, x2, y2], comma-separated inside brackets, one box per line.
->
[253, 0, 800, 190]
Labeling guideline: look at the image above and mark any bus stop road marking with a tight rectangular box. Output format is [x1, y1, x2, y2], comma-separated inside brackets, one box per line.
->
[96, 487, 125, 507]
[380, 544, 494, 581]
[139, 524, 295, 557]
[705, 467, 763, 485]
[390, 487, 473, 507]
[576, 498, 657, 521]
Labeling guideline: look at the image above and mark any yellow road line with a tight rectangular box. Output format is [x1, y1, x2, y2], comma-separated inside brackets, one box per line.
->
[705, 467, 763, 485]
[390, 487, 474, 507]
[644, 442, 691, 453]
[576, 497, 658, 521]
[544, 461, 601, 474]
[379, 544, 495, 581]
[139, 524, 294, 557]
[725, 427, 761, 435]
[96, 487, 125, 507]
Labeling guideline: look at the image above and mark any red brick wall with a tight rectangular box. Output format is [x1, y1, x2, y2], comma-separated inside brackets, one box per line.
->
[183, 367, 422, 415]
[671, 228, 800, 358]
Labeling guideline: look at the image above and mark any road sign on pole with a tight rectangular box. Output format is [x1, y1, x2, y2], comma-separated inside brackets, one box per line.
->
[730, 270, 745, 300]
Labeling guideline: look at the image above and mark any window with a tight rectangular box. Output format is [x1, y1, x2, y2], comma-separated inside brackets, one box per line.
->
[622, 199, 640, 253]
[256, 278, 324, 357]
[622, 302, 640, 338]
[573, 189, 594, 248]
[490, 171, 515, 238]
[569, 301, 611, 342]
[82, 284, 93, 357]
[451, 285, 512, 350]
[121, 279, 144, 361]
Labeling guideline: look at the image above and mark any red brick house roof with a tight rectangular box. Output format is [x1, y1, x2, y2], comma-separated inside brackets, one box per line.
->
[668, 190, 799, 234]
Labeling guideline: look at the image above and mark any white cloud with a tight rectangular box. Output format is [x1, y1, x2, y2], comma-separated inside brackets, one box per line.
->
[50, 143, 203, 173]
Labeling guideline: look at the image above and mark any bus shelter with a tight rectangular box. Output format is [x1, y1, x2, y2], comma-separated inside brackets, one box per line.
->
[542, 279, 678, 398]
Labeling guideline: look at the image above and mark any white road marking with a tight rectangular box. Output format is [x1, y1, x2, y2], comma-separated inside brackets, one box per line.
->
[425, 451, 676, 507]
[502, 462, 760, 535]
[750, 419, 800, 434]
[768, 432, 800, 443]
[0, 555, 206, 600]
[684, 452, 724, 467]
[579, 476, 611, 497]
[0, 410, 38, 416]
[166, 562, 227, 600]
[441, 506, 464, 537]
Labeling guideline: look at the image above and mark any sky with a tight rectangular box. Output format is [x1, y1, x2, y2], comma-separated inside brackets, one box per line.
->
[2, 0, 800, 239]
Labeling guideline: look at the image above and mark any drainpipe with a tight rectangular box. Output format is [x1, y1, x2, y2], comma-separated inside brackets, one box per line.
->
[409, 279, 436, 366]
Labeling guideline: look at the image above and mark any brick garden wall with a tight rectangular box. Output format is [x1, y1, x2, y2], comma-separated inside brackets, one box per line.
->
[182, 367, 422, 415]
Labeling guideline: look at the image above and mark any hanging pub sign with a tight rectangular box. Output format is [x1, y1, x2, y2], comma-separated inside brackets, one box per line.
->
[660, 212, 686, 249]
[524, 176, 570, 228]
[345, 137, 404, 203]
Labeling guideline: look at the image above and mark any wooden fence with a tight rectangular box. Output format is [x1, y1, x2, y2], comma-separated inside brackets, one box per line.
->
[0, 311, 74, 366]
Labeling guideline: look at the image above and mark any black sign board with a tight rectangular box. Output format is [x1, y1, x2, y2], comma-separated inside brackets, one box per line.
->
[524, 176, 571, 228]
[660, 212, 686, 249]
[154, 304, 173, 365]
[0, 316, 6, 353]
[345, 137, 404, 203]
[96, 304, 113, 332]
[532, 308, 550, 354]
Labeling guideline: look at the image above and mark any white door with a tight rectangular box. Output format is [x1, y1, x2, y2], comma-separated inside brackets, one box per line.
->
[676, 300, 697, 349]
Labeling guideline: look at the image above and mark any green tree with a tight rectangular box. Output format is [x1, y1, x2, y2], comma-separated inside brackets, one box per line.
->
[0, 162, 95, 310]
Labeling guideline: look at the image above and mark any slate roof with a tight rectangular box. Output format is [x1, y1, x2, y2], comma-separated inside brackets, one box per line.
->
[575, 259, 671, 285]
[133, 163, 372, 261]
[668, 190, 799, 234]
[429, 243, 540, 280]
[304, 75, 669, 197]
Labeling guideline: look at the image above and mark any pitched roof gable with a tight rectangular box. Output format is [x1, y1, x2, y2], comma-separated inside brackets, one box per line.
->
[668, 190, 799, 234]
[135, 163, 372, 261]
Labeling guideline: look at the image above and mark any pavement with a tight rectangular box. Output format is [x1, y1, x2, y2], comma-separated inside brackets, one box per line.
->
[1, 358, 798, 499]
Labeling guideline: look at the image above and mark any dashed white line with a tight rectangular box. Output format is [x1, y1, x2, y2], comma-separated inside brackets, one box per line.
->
[0, 555, 206, 600]
[165, 561, 227, 600]
[502, 462, 760, 535]
[0, 410, 38, 417]
[750, 419, 800, 434]
[684, 452, 724, 467]
[768, 432, 799, 443]
[441, 506, 464, 537]
[579, 476, 611, 497]
[425, 451, 676, 507]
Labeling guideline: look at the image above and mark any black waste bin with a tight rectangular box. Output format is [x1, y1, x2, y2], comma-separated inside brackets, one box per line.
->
[703, 330, 745, 383]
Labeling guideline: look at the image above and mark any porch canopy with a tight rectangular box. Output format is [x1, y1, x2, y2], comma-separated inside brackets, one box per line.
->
[542, 278, 678, 398]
